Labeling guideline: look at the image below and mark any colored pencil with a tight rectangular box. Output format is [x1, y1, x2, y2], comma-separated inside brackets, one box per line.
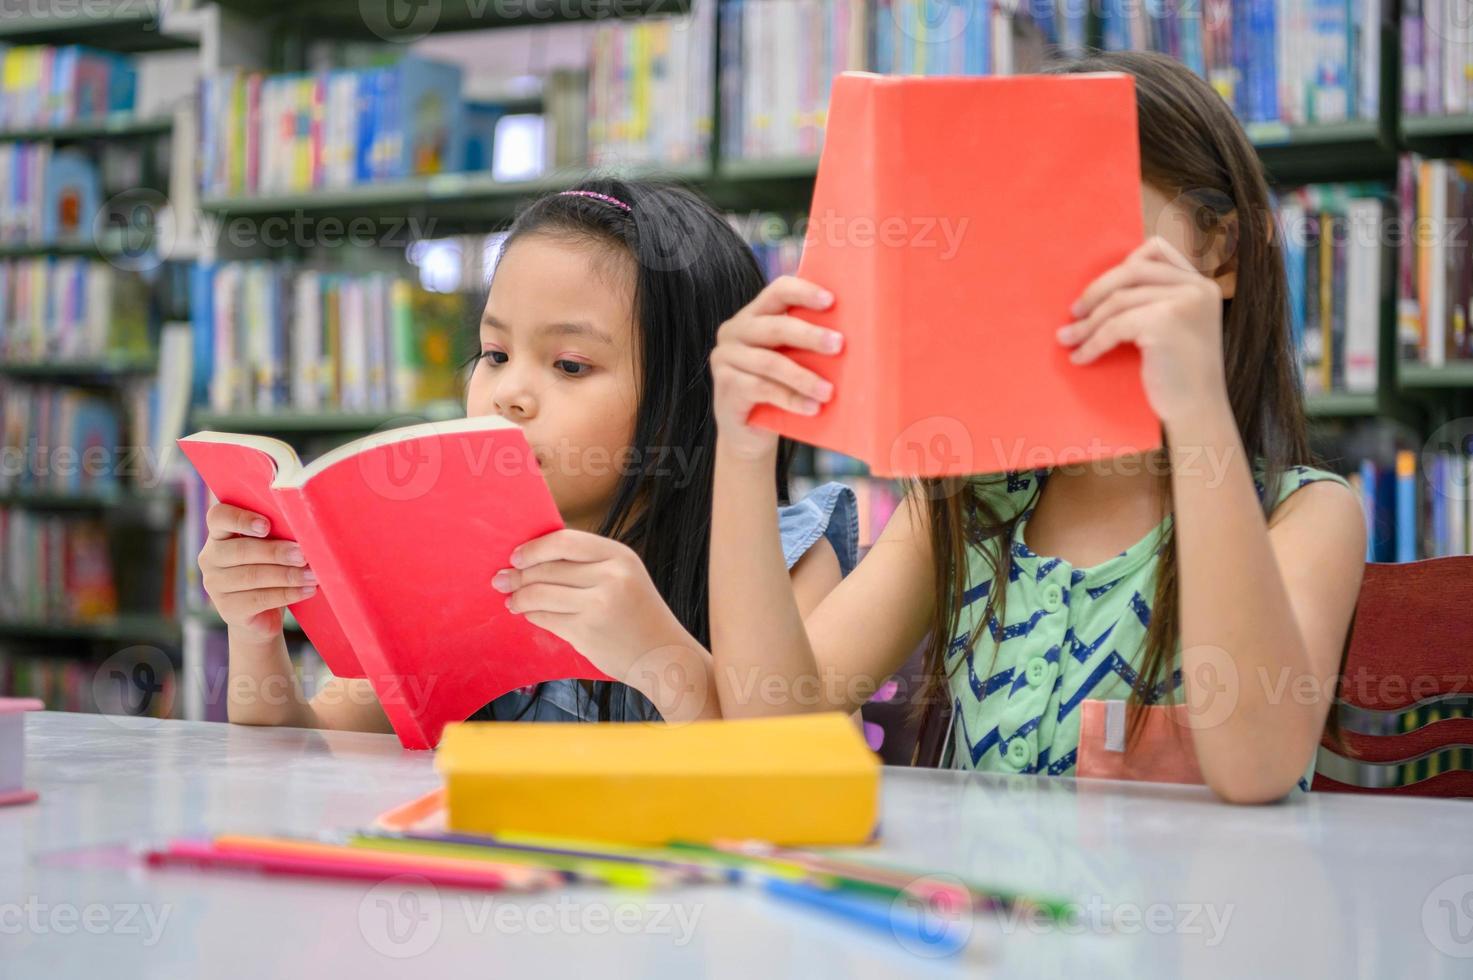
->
[145, 839, 541, 892]
[763, 878, 978, 959]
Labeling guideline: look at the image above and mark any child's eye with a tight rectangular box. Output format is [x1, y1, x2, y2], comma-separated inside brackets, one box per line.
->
[554, 359, 592, 377]
[478, 349, 508, 366]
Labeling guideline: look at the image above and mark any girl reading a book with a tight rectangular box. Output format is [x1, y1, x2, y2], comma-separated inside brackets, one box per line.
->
[197, 181, 857, 733]
[705, 52, 1366, 803]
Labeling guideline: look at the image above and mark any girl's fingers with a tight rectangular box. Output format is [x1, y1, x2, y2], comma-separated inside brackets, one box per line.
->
[728, 313, 843, 356]
[745, 275, 835, 316]
[509, 528, 615, 569]
[217, 586, 317, 622]
[722, 344, 834, 402]
[492, 560, 601, 594]
[209, 563, 318, 595]
[209, 536, 306, 569]
[505, 583, 588, 615]
[1069, 313, 1143, 365]
[1058, 286, 1175, 346]
[206, 503, 271, 540]
[1072, 239, 1200, 317]
[731, 368, 823, 417]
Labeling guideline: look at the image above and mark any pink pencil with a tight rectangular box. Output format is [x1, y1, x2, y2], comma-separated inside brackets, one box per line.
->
[146, 839, 544, 892]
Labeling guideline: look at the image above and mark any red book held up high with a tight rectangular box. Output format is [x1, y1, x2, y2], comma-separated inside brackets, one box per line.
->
[178, 417, 611, 749]
[750, 71, 1161, 477]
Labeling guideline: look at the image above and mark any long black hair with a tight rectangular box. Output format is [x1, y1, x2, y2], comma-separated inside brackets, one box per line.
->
[479, 178, 791, 718]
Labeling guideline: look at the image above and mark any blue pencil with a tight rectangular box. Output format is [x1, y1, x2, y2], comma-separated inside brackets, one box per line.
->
[762, 877, 977, 959]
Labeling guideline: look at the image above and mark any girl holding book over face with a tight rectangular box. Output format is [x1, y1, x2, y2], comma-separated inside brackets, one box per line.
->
[196, 181, 858, 734]
[706, 52, 1366, 803]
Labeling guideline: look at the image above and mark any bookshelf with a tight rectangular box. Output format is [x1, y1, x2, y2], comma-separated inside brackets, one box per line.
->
[0, 18, 196, 716]
[0, 115, 173, 143]
[0, 358, 161, 380]
[0, 490, 180, 511]
[208, 0, 692, 35]
[0, 615, 182, 647]
[1397, 361, 1473, 389]
[0, 5, 198, 52]
[198, 162, 713, 226]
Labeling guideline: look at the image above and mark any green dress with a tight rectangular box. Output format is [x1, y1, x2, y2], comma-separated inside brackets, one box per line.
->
[942, 463, 1350, 791]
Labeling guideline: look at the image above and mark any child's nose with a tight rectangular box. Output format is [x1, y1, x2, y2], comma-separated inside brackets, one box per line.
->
[492, 371, 539, 420]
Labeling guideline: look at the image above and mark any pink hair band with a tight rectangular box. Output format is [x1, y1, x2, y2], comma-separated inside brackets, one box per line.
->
[558, 190, 633, 212]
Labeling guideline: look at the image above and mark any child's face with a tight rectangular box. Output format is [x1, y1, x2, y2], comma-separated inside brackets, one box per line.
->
[466, 234, 640, 531]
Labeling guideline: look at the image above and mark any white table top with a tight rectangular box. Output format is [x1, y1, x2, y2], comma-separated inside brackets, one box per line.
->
[2, 711, 1470, 978]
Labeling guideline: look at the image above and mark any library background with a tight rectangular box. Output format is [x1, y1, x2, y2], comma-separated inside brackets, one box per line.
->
[0, 0, 1467, 778]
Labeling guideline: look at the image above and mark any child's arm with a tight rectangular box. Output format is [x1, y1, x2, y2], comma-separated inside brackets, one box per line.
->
[201, 503, 392, 733]
[1065, 236, 1365, 803]
[708, 276, 936, 718]
[498, 500, 844, 724]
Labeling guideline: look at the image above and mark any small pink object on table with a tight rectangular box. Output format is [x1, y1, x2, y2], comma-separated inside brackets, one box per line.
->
[0, 698, 43, 807]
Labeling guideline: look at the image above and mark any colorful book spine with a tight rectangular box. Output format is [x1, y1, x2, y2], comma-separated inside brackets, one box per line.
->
[1279, 183, 1387, 395]
[1104, 0, 1376, 125]
[193, 262, 468, 416]
[1396, 155, 1473, 365]
[200, 57, 466, 198]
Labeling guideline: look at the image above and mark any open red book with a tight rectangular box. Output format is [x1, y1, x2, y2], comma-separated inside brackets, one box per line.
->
[751, 71, 1161, 476]
[178, 416, 611, 749]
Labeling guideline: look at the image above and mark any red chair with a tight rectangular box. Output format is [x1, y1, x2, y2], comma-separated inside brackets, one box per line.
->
[1312, 557, 1473, 798]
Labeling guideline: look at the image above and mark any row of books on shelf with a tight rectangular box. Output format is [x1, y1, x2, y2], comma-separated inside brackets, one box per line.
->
[718, 0, 868, 161]
[0, 326, 192, 494]
[0, 143, 101, 245]
[1102, 0, 1381, 126]
[191, 262, 468, 415]
[0, 383, 124, 495]
[0, 258, 150, 363]
[1353, 449, 1473, 561]
[0, 509, 117, 621]
[872, 0, 1052, 77]
[199, 56, 472, 198]
[587, 5, 716, 167]
[0, 45, 137, 132]
[1402, 0, 1473, 116]
[1396, 155, 1473, 366]
[1278, 184, 1386, 394]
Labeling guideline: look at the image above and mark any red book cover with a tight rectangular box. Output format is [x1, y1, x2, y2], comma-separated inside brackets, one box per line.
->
[178, 416, 611, 749]
[750, 71, 1160, 477]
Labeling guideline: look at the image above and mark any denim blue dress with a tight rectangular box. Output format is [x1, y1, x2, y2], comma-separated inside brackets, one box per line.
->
[468, 482, 859, 723]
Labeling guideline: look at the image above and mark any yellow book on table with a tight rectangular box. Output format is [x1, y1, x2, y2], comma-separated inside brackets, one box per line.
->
[435, 713, 880, 846]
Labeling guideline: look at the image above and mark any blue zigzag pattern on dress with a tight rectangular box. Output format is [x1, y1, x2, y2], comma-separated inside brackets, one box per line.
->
[962, 579, 990, 608]
[1129, 591, 1152, 626]
[1056, 650, 1140, 721]
[1064, 621, 1116, 663]
[1071, 568, 1086, 586]
[965, 652, 1015, 701]
[953, 700, 1001, 766]
[1046, 748, 1077, 775]
[988, 606, 1051, 643]
[1086, 579, 1121, 600]
[1035, 558, 1062, 582]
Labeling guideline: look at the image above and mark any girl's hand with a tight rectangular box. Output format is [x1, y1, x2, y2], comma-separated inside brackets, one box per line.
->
[495, 530, 707, 713]
[198, 504, 317, 644]
[711, 275, 844, 460]
[1059, 236, 1231, 429]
